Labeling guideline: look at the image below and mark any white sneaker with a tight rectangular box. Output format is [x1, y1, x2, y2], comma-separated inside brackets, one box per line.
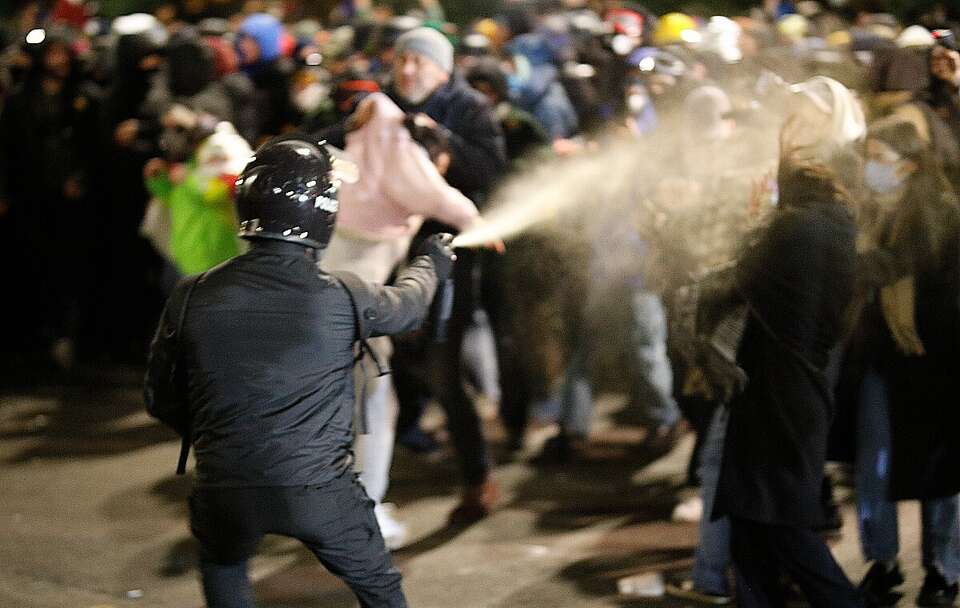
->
[374, 503, 408, 551]
[671, 495, 704, 523]
[617, 572, 665, 597]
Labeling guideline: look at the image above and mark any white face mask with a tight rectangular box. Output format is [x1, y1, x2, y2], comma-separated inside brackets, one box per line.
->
[864, 160, 905, 195]
[627, 92, 649, 114]
[294, 83, 329, 114]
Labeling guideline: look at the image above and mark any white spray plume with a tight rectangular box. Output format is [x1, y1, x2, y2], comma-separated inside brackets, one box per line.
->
[451, 137, 651, 248]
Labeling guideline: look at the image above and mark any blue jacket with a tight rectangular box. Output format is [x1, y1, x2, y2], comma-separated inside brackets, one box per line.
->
[507, 34, 579, 140]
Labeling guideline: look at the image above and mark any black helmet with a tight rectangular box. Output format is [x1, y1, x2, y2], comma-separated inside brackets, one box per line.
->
[236, 138, 342, 250]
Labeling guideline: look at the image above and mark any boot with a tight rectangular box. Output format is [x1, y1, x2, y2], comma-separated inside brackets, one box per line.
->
[448, 477, 500, 525]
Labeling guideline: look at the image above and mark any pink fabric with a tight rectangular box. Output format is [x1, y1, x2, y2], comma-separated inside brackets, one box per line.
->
[336, 93, 478, 241]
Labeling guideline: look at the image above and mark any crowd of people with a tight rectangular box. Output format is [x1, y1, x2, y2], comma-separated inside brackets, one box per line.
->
[3, 0, 960, 606]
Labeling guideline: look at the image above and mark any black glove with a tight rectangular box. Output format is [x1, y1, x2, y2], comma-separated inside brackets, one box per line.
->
[418, 233, 457, 281]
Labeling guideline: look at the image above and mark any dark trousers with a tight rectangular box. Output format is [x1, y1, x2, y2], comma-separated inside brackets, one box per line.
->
[730, 517, 862, 608]
[189, 473, 406, 608]
[393, 323, 491, 486]
[393, 250, 491, 486]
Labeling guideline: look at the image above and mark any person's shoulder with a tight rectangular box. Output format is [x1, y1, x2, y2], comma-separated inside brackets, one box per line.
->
[773, 204, 854, 244]
[219, 72, 254, 97]
[322, 269, 374, 300]
[446, 75, 493, 112]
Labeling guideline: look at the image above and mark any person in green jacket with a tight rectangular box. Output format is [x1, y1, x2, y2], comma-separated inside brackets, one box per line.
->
[143, 121, 251, 277]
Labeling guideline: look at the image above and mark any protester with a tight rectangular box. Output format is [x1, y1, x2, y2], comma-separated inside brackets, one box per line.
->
[320, 91, 485, 548]
[384, 26, 507, 523]
[504, 31, 580, 142]
[236, 13, 298, 142]
[714, 148, 860, 607]
[142, 120, 251, 284]
[0, 26, 100, 368]
[845, 117, 960, 607]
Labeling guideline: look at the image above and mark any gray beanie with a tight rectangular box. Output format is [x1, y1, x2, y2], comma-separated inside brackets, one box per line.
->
[394, 27, 454, 74]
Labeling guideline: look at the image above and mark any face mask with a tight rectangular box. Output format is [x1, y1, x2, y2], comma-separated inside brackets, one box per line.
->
[294, 83, 329, 114]
[627, 92, 649, 114]
[864, 160, 904, 195]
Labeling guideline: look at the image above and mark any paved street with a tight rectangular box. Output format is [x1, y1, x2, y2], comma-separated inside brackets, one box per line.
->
[0, 373, 927, 608]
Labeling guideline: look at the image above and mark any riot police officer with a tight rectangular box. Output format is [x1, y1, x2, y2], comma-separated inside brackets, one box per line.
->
[145, 137, 455, 608]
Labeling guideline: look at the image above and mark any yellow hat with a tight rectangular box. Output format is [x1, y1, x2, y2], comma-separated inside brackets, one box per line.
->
[777, 14, 809, 42]
[474, 18, 501, 42]
[653, 12, 699, 46]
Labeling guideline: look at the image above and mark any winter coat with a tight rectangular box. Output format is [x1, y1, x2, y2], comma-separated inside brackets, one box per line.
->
[507, 34, 579, 140]
[335, 93, 478, 241]
[514, 65, 579, 141]
[238, 15, 297, 140]
[0, 69, 100, 214]
[839, 184, 960, 500]
[143, 27, 241, 132]
[716, 202, 857, 527]
[389, 73, 506, 202]
[145, 240, 439, 487]
[145, 165, 241, 276]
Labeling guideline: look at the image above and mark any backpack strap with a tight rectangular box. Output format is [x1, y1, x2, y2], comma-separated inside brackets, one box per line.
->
[330, 270, 390, 375]
[172, 273, 204, 475]
[330, 271, 390, 436]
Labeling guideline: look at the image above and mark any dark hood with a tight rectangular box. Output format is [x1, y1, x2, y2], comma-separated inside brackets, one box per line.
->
[166, 27, 215, 97]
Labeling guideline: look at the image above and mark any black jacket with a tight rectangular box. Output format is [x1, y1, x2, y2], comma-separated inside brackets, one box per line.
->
[716, 203, 856, 527]
[389, 73, 506, 201]
[145, 240, 439, 487]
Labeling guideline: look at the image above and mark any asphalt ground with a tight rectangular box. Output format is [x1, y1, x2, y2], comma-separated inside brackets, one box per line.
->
[0, 375, 927, 608]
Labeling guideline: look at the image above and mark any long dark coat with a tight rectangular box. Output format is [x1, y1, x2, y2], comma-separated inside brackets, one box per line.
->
[841, 187, 960, 500]
[716, 202, 857, 527]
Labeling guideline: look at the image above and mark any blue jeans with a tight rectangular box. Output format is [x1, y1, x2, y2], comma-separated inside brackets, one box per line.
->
[857, 367, 960, 582]
[557, 291, 679, 437]
[692, 407, 732, 595]
[558, 345, 592, 437]
[632, 291, 680, 429]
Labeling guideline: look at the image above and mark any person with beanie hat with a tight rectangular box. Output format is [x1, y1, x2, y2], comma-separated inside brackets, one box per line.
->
[392, 27, 454, 104]
[384, 26, 507, 525]
[395, 26, 454, 73]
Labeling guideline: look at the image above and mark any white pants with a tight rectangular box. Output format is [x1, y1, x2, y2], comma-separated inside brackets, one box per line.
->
[321, 231, 411, 503]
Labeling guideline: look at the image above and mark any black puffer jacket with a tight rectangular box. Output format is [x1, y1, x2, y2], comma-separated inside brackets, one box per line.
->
[145, 240, 439, 487]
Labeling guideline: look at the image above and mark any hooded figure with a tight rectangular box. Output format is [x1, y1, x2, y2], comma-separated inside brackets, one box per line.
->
[466, 58, 550, 163]
[167, 26, 216, 98]
[145, 122, 251, 276]
[0, 27, 101, 360]
[99, 14, 170, 363]
[106, 14, 167, 126]
[236, 13, 297, 141]
[505, 33, 579, 140]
